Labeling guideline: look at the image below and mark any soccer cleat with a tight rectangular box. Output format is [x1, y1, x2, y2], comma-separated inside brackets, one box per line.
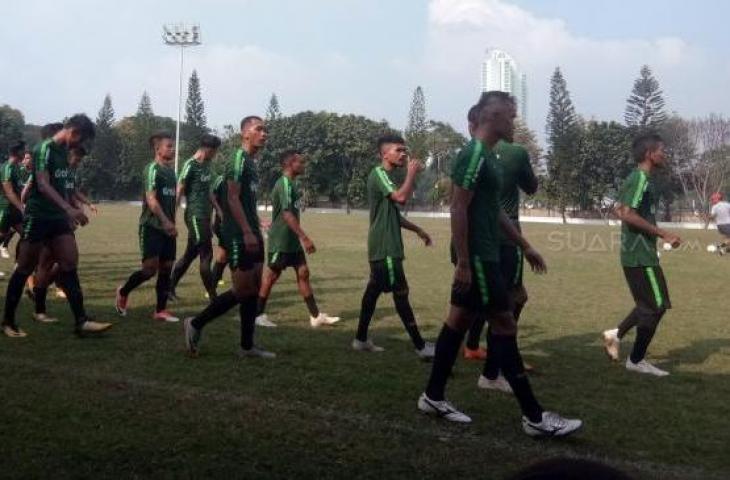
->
[522, 411, 583, 438]
[477, 374, 513, 394]
[602, 328, 620, 362]
[2, 324, 28, 338]
[75, 320, 113, 335]
[217, 280, 225, 287]
[33, 313, 59, 324]
[625, 358, 669, 376]
[255, 314, 277, 328]
[463, 346, 487, 360]
[239, 346, 276, 359]
[310, 313, 340, 328]
[417, 393, 472, 423]
[183, 317, 201, 358]
[416, 342, 435, 360]
[115, 287, 128, 317]
[351, 338, 385, 352]
[153, 311, 180, 323]
[54, 287, 67, 299]
[0, 246, 9, 259]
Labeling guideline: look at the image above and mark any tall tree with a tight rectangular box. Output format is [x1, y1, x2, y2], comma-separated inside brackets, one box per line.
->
[79, 94, 122, 198]
[624, 65, 667, 132]
[545, 68, 582, 222]
[513, 118, 542, 174]
[184, 70, 207, 155]
[118, 92, 157, 198]
[405, 86, 428, 159]
[0, 105, 25, 163]
[266, 93, 282, 121]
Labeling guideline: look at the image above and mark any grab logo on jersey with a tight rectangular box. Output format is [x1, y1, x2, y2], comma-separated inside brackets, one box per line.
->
[162, 187, 176, 197]
[54, 169, 69, 179]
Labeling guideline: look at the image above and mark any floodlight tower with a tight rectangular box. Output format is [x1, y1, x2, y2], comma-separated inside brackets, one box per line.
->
[162, 23, 201, 174]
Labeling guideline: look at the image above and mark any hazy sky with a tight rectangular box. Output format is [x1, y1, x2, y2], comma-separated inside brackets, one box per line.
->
[2, 0, 728, 141]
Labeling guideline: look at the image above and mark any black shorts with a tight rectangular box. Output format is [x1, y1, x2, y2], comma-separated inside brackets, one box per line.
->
[0, 208, 23, 234]
[268, 251, 306, 272]
[451, 258, 512, 313]
[499, 244, 524, 288]
[21, 216, 73, 244]
[185, 214, 212, 245]
[624, 266, 671, 313]
[226, 235, 265, 271]
[139, 225, 177, 262]
[718, 224, 730, 236]
[369, 257, 408, 293]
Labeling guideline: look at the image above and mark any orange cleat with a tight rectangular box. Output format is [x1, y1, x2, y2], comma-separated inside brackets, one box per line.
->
[463, 346, 487, 360]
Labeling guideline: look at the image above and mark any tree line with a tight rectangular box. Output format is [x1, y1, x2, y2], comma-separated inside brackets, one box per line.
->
[0, 66, 727, 220]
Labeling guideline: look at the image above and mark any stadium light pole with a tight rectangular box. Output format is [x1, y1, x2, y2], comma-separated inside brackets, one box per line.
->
[162, 23, 201, 174]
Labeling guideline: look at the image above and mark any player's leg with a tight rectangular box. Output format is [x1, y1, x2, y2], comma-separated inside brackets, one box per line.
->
[0, 229, 14, 258]
[117, 226, 160, 315]
[153, 258, 178, 322]
[353, 261, 385, 351]
[211, 245, 227, 290]
[169, 235, 199, 299]
[2, 238, 42, 337]
[198, 236, 215, 299]
[294, 256, 339, 328]
[235, 260, 273, 358]
[389, 259, 431, 357]
[32, 248, 58, 323]
[254, 253, 283, 327]
[464, 314, 487, 359]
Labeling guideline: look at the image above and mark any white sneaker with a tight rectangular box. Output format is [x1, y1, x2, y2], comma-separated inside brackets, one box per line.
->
[33, 313, 59, 324]
[522, 411, 583, 438]
[351, 338, 385, 352]
[0, 247, 9, 259]
[417, 393, 472, 423]
[310, 313, 340, 328]
[416, 342, 435, 360]
[625, 358, 669, 376]
[239, 346, 277, 359]
[477, 374, 513, 394]
[255, 314, 277, 328]
[602, 328, 620, 362]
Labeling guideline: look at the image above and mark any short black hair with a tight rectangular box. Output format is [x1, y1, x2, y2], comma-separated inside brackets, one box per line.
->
[632, 133, 664, 163]
[280, 149, 302, 165]
[70, 145, 88, 157]
[149, 130, 174, 149]
[200, 134, 221, 149]
[467, 104, 481, 125]
[41, 122, 64, 139]
[477, 90, 515, 107]
[240, 116, 263, 130]
[65, 114, 96, 142]
[377, 134, 406, 153]
[9, 141, 26, 158]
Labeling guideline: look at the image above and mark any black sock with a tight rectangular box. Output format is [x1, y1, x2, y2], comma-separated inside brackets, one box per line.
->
[393, 293, 425, 350]
[2, 231, 13, 248]
[356, 282, 380, 341]
[33, 286, 48, 314]
[191, 290, 238, 330]
[630, 325, 657, 363]
[240, 296, 258, 350]
[256, 296, 268, 316]
[56, 270, 87, 325]
[171, 240, 198, 292]
[199, 251, 215, 297]
[3, 270, 30, 326]
[303, 295, 319, 317]
[211, 261, 226, 287]
[425, 324, 465, 401]
[617, 308, 640, 339]
[156, 270, 171, 312]
[491, 334, 543, 422]
[120, 270, 153, 297]
[466, 314, 486, 350]
[482, 326, 499, 380]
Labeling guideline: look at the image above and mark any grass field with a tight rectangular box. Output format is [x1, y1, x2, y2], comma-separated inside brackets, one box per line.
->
[0, 204, 728, 479]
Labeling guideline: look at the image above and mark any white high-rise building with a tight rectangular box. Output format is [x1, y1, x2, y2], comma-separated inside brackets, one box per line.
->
[480, 48, 528, 123]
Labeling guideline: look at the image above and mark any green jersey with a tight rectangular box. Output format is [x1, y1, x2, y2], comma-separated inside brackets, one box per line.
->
[211, 175, 225, 219]
[495, 141, 536, 244]
[140, 161, 177, 231]
[179, 157, 213, 219]
[0, 161, 24, 210]
[451, 139, 503, 263]
[367, 165, 404, 262]
[268, 174, 303, 254]
[221, 148, 260, 239]
[25, 139, 72, 220]
[618, 169, 658, 267]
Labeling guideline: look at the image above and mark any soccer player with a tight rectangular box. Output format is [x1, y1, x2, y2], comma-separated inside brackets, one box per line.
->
[418, 93, 581, 437]
[0, 142, 27, 256]
[183, 116, 274, 359]
[255, 150, 340, 328]
[116, 131, 179, 323]
[352, 134, 434, 359]
[1, 114, 111, 337]
[709, 192, 730, 254]
[209, 173, 228, 293]
[602, 134, 681, 376]
[169, 134, 221, 300]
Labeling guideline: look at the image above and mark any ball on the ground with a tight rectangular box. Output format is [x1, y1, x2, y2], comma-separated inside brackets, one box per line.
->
[663, 242, 673, 251]
[707, 244, 718, 253]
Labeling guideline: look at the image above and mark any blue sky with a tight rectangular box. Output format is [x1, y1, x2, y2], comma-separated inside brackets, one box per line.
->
[2, 0, 728, 143]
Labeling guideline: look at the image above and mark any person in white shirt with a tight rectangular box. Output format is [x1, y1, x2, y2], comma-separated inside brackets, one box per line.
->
[709, 192, 730, 253]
